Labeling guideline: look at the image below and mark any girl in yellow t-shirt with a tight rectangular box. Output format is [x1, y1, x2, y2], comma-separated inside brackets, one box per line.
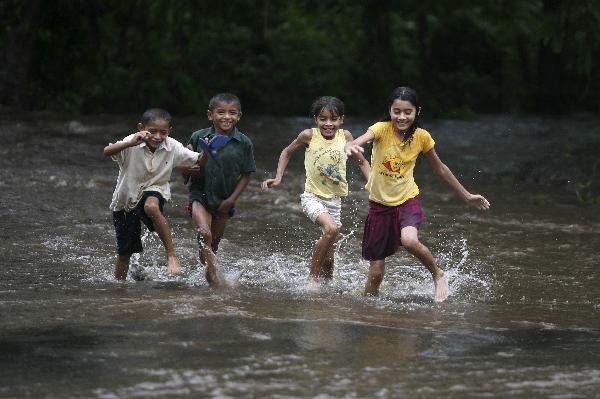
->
[262, 96, 370, 282]
[345, 87, 490, 302]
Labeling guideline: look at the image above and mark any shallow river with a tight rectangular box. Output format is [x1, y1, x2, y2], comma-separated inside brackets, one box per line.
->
[1, 112, 599, 398]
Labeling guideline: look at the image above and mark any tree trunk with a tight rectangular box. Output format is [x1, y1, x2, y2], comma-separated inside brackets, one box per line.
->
[0, 1, 42, 109]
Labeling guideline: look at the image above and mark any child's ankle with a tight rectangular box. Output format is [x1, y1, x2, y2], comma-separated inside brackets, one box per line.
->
[432, 269, 445, 279]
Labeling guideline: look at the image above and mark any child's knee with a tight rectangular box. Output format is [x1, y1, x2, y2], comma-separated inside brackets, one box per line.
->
[322, 223, 339, 239]
[143, 201, 161, 217]
[401, 236, 420, 251]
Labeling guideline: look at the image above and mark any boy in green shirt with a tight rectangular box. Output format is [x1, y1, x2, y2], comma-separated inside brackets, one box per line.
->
[181, 93, 256, 286]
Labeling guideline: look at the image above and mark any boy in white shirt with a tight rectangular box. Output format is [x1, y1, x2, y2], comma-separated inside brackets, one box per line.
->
[104, 108, 203, 280]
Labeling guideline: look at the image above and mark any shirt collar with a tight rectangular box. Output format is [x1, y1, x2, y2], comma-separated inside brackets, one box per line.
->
[211, 126, 242, 142]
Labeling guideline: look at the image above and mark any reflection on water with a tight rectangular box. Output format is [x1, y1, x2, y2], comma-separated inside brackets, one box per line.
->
[0, 113, 599, 398]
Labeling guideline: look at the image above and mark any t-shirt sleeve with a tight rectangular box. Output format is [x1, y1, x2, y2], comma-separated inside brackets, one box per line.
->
[368, 121, 385, 141]
[420, 129, 435, 153]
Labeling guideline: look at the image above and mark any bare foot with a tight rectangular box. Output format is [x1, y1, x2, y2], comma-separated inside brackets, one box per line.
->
[206, 265, 223, 287]
[167, 255, 181, 277]
[433, 274, 449, 302]
[202, 249, 223, 287]
[222, 275, 240, 288]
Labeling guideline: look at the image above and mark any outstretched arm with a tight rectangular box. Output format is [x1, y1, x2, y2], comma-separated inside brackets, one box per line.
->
[261, 129, 312, 190]
[344, 130, 370, 180]
[103, 131, 149, 156]
[424, 148, 490, 210]
[178, 144, 208, 182]
[344, 129, 375, 157]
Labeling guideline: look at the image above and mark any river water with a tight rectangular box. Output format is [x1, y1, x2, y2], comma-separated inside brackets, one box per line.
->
[0, 112, 598, 398]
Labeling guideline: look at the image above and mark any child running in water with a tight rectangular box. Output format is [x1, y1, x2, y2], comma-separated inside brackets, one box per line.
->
[345, 87, 490, 302]
[180, 93, 256, 287]
[104, 108, 202, 280]
[262, 96, 370, 281]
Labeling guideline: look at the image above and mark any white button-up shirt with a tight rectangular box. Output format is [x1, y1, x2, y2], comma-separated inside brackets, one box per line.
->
[109, 134, 199, 211]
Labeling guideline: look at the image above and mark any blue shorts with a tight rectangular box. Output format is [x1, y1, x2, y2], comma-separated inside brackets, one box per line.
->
[113, 191, 165, 257]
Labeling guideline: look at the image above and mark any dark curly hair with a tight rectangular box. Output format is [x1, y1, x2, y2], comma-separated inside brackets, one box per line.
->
[310, 96, 345, 118]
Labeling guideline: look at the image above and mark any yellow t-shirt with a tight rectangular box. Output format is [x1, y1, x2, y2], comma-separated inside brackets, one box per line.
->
[365, 122, 435, 206]
[304, 128, 348, 198]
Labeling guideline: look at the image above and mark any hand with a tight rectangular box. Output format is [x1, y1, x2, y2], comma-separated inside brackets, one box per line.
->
[344, 142, 364, 156]
[198, 151, 209, 166]
[261, 177, 281, 190]
[179, 164, 203, 177]
[130, 131, 150, 146]
[217, 199, 234, 216]
[466, 194, 490, 210]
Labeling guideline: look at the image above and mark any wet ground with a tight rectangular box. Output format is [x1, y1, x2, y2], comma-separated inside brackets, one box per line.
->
[1, 112, 599, 398]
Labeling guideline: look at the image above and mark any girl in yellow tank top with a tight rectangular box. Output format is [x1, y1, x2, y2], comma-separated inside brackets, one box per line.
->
[304, 127, 348, 198]
[261, 96, 370, 283]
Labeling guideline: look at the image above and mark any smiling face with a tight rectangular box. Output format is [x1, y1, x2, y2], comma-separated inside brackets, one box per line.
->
[389, 99, 418, 135]
[138, 118, 171, 151]
[207, 101, 242, 134]
[315, 108, 344, 139]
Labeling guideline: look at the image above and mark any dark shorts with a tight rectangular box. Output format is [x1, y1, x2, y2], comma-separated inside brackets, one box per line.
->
[187, 198, 235, 218]
[113, 191, 165, 257]
[361, 197, 424, 261]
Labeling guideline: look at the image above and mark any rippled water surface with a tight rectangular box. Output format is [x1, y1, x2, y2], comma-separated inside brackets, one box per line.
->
[1, 113, 599, 398]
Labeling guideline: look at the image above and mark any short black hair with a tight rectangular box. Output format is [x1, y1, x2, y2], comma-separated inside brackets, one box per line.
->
[310, 96, 345, 118]
[140, 108, 172, 125]
[208, 93, 242, 112]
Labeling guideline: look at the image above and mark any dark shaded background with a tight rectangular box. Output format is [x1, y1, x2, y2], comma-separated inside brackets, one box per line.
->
[1, 0, 599, 116]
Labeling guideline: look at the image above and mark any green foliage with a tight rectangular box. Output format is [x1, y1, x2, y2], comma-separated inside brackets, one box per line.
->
[1, 0, 599, 115]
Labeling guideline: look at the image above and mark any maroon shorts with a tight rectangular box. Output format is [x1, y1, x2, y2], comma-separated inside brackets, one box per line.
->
[361, 197, 424, 261]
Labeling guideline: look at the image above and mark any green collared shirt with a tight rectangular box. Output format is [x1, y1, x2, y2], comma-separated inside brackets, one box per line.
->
[187, 127, 256, 212]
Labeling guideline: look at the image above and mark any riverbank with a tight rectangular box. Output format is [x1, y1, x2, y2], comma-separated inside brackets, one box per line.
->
[517, 139, 600, 203]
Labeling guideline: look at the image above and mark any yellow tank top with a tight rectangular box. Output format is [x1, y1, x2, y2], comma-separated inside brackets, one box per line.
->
[304, 128, 348, 198]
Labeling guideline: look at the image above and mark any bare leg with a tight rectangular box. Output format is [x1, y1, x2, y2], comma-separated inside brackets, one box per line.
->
[364, 259, 385, 296]
[192, 201, 221, 287]
[309, 213, 339, 280]
[210, 213, 230, 254]
[144, 197, 180, 277]
[400, 226, 449, 302]
[320, 240, 336, 279]
[115, 255, 130, 280]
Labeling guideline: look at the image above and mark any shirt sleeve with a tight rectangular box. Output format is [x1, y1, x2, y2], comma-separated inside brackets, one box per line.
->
[420, 129, 435, 153]
[173, 139, 200, 166]
[368, 122, 385, 141]
[110, 134, 135, 165]
[186, 132, 196, 148]
[241, 140, 256, 173]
